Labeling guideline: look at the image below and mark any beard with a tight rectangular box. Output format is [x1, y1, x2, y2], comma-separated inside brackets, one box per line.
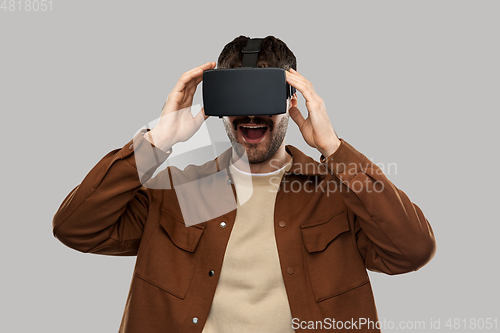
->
[223, 115, 289, 164]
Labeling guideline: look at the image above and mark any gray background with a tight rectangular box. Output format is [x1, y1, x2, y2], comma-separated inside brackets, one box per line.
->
[1, 0, 498, 332]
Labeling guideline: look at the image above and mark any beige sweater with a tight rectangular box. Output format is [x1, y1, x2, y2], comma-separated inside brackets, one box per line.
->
[201, 156, 295, 333]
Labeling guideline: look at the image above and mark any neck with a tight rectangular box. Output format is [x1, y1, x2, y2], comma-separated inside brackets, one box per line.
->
[231, 143, 291, 174]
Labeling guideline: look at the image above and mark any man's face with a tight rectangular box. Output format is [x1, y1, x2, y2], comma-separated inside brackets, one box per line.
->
[222, 98, 294, 164]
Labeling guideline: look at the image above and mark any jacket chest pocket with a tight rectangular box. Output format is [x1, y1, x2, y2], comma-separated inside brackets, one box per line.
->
[135, 208, 204, 300]
[301, 210, 369, 302]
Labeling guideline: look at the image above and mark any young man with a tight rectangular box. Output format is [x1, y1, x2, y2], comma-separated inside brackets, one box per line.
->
[53, 36, 436, 332]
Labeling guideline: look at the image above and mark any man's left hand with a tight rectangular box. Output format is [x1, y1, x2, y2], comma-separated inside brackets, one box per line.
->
[285, 68, 341, 158]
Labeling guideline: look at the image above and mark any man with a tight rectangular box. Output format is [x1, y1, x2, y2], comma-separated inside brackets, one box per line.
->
[53, 35, 436, 332]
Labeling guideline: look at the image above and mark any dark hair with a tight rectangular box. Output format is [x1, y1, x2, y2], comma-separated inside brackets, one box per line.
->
[217, 35, 297, 71]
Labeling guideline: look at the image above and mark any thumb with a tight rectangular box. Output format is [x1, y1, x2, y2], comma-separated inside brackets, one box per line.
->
[201, 106, 209, 121]
[289, 106, 306, 129]
[194, 107, 209, 128]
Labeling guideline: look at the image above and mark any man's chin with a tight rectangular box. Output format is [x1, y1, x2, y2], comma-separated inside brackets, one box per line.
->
[231, 141, 270, 164]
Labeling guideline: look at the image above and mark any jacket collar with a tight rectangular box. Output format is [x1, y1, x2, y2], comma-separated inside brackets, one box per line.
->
[209, 144, 326, 177]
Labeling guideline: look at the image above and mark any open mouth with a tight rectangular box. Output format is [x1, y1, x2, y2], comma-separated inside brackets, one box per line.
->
[238, 124, 268, 143]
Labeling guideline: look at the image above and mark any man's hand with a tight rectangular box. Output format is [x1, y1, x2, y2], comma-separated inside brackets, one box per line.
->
[146, 61, 216, 152]
[285, 68, 341, 158]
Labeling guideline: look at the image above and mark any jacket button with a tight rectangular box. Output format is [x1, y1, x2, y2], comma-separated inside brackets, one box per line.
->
[287, 267, 294, 275]
[220, 221, 226, 228]
[336, 164, 344, 173]
[227, 178, 232, 184]
[209, 270, 215, 276]
[192, 317, 199, 324]
[279, 221, 286, 228]
[128, 144, 134, 151]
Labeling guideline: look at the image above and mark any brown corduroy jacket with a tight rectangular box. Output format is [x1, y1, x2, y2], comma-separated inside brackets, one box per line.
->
[53, 129, 436, 332]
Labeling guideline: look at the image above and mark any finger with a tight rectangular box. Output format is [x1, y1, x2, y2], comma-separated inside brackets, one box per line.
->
[286, 69, 315, 93]
[172, 62, 215, 94]
[286, 69, 311, 89]
[289, 68, 310, 83]
[177, 61, 215, 96]
[184, 65, 213, 102]
[201, 106, 209, 120]
[189, 61, 216, 87]
[184, 86, 197, 105]
[286, 74, 321, 106]
[184, 68, 207, 96]
[192, 61, 216, 73]
[289, 106, 306, 129]
[172, 69, 203, 94]
[179, 92, 195, 109]
[181, 62, 215, 105]
[194, 106, 209, 128]
[179, 80, 201, 107]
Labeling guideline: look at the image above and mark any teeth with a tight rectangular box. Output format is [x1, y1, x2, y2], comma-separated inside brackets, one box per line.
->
[241, 125, 267, 129]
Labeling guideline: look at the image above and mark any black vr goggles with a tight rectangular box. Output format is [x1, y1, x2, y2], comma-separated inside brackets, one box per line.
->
[202, 38, 296, 118]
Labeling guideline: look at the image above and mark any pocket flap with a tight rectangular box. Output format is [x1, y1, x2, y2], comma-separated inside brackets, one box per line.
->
[301, 210, 349, 252]
[159, 209, 204, 252]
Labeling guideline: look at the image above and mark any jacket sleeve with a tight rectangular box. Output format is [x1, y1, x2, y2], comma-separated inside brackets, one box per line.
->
[322, 139, 436, 274]
[52, 129, 172, 256]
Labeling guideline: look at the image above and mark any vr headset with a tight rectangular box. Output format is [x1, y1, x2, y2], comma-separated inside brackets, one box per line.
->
[202, 38, 296, 117]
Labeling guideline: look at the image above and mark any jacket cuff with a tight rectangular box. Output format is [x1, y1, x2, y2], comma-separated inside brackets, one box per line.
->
[321, 139, 367, 186]
[120, 129, 172, 182]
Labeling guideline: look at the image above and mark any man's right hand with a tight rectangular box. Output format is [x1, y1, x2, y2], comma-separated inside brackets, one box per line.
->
[145, 61, 216, 152]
